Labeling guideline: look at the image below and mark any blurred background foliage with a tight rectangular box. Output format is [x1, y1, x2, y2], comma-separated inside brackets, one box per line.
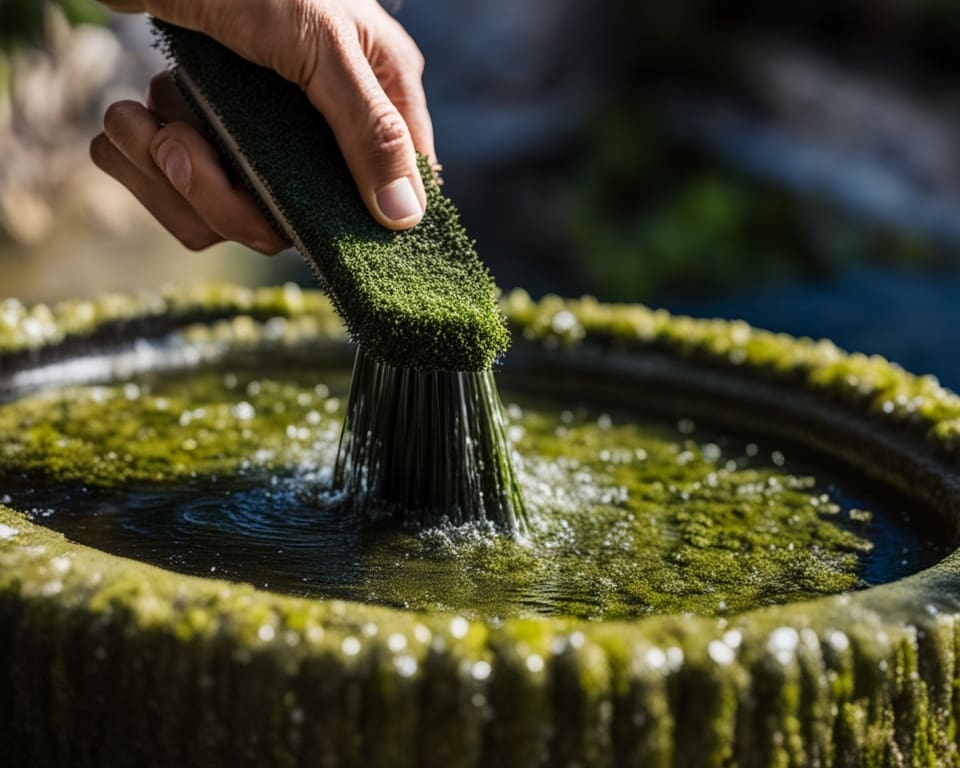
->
[2, 0, 959, 387]
[571, 0, 960, 301]
[0, 0, 107, 50]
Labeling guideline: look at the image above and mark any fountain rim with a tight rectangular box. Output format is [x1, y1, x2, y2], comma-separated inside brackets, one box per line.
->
[2, 282, 960, 653]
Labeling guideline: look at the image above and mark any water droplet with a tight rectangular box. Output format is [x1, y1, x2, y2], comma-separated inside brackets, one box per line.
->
[666, 647, 684, 671]
[232, 401, 256, 421]
[525, 654, 544, 673]
[708, 640, 735, 666]
[0, 523, 18, 539]
[341, 636, 361, 656]
[394, 654, 418, 677]
[471, 660, 492, 681]
[768, 627, 799, 664]
[644, 647, 666, 669]
[722, 629, 743, 649]
[258, 624, 276, 642]
[450, 617, 469, 639]
[550, 310, 578, 334]
[387, 633, 407, 653]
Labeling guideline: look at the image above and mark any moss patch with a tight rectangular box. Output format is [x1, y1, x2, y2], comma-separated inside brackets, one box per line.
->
[2, 285, 960, 765]
[0, 361, 882, 618]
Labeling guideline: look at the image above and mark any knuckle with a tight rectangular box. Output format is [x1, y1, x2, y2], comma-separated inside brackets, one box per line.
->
[293, 4, 350, 86]
[368, 106, 409, 156]
[408, 44, 425, 75]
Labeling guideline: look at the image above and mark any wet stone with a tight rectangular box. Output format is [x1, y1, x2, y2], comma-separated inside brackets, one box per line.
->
[0, 357, 947, 620]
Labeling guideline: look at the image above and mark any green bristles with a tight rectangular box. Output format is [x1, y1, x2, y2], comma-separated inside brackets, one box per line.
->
[152, 20, 509, 373]
[334, 347, 526, 533]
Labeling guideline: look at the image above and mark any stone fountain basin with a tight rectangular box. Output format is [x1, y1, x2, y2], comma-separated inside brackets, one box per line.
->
[1, 284, 960, 767]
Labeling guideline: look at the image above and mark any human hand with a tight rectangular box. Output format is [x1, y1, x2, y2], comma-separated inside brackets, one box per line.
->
[91, 0, 435, 254]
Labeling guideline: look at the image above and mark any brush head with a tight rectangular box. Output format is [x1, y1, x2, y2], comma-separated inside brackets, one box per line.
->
[152, 20, 509, 372]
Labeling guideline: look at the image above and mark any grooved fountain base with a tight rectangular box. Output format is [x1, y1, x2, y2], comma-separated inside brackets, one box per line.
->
[2, 285, 960, 767]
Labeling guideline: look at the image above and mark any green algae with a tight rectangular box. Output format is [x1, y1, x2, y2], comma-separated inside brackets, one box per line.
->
[2, 285, 960, 766]
[0, 356, 887, 620]
[0, 367, 348, 486]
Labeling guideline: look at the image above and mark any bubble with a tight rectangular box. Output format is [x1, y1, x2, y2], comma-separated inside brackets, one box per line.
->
[387, 633, 408, 653]
[525, 654, 544, 673]
[341, 636, 361, 656]
[257, 624, 276, 642]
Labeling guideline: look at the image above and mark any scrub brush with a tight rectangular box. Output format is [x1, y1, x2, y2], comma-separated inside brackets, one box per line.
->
[153, 20, 526, 532]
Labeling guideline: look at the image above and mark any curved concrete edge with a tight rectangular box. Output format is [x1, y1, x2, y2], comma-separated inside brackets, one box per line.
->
[1, 284, 960, 765]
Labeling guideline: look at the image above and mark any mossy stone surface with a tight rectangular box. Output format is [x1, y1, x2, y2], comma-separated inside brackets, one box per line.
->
[2, 285, 960, 766]
[0, 358, 888, 619]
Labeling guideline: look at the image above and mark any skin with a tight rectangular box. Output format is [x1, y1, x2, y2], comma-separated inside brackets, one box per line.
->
[91, 0, 436, 253]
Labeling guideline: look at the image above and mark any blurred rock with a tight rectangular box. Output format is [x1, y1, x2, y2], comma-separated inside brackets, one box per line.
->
[0, 5, 146, 246]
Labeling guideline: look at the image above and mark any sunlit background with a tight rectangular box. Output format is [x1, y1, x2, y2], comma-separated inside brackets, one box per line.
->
[3, 0, 959, 385]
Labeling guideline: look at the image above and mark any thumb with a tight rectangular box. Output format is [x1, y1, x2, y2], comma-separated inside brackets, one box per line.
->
[305, 34, 426, 230]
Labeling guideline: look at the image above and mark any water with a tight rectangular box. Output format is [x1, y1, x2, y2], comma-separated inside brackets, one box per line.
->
[0, 361, 949, 620]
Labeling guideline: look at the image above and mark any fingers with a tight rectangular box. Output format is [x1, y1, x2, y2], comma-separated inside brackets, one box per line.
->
[93, 102, 221, 251]
[145, 0, 434, 230]
[149, 123, 288, 253]
[306, 32, 426, 230]
[92, 98, 287, 254]
[146, 71, 202, 130]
